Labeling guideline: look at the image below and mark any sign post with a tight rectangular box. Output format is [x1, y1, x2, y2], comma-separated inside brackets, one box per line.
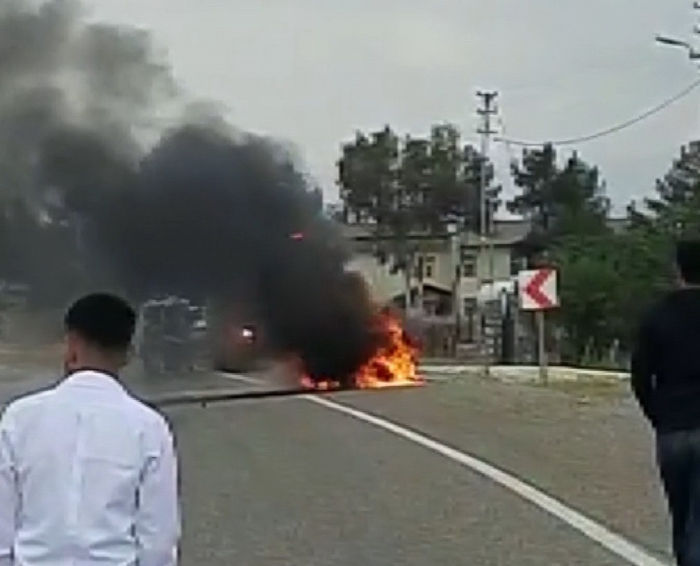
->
[536, 310, 546, 383]
[517, 268, 558, 383]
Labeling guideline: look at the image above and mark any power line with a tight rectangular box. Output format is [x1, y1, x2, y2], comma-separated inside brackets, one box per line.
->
[495, 76, 700, 148]
[495, 115, 516, 164]
[494, 114, 519, 194]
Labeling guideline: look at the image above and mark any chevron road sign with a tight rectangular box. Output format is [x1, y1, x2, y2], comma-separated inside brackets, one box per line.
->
[518, 268, 558, 311]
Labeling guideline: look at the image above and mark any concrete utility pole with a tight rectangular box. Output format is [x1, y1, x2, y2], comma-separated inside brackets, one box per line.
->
[476, 90, 498, 374]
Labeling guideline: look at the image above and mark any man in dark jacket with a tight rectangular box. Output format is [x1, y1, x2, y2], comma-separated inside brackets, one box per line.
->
[631, 239, 700, 565]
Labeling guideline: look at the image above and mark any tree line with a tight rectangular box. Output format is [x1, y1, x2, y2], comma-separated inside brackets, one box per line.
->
[336, 123, 699, 365]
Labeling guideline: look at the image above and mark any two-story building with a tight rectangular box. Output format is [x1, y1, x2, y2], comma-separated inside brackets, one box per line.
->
[340, 219, 531, 327]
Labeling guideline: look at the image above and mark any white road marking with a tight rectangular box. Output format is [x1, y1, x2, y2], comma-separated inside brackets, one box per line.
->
[216, 372, 667, 566]
[216, 372, 263, 385]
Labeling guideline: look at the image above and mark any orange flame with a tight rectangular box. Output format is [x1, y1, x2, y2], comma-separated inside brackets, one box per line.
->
[301, 308, 423, 390]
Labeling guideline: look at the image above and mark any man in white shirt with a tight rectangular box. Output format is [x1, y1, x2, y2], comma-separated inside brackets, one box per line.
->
[0, 293, 180, 566]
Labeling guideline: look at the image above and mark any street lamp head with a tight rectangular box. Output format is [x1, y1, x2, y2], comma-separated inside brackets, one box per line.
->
[656, 35, 691, 49]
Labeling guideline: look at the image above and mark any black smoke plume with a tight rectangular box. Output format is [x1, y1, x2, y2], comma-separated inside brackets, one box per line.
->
[0, 0, 384, 384]
[43, 124, 383, 385]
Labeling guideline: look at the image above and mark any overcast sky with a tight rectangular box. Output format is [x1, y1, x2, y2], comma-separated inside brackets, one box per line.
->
[85, 0, 699, 214]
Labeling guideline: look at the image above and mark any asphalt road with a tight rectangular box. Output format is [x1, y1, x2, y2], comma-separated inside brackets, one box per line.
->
[0, 366, 670, 566]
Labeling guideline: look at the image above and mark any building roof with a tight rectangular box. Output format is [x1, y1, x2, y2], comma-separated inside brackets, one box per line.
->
[338, 216, 627, 247]
[339, 219, 531, 246]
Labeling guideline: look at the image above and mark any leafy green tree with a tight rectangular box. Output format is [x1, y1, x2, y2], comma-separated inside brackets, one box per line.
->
[550, 152, 610, 236]
[549, 234, 621, 363]
[338, 123, 500, 311]
[509, 144, 609, 242]
[611, 225, 671, 347]
[608, 142, 700, 344]
[509, 144, 618, 362]
[338, 126, 420, 306]
[338, 127, 397, 225]
[396, 134, 433, 309]
[427, 123, 500, 234]
[508, 143, 558, 235]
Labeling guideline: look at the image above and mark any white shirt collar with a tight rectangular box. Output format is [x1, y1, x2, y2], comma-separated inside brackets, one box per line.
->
[59, 369, 126, 393]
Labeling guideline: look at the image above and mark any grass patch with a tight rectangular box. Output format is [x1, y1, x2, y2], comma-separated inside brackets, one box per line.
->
[532, 377, 629, 401]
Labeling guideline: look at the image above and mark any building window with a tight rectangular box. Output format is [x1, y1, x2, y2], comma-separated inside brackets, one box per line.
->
[423, 255, 436, 279]
[461, 251, 476, 277]
[463, 297, 476, 317]
[510, 255, 526, 276]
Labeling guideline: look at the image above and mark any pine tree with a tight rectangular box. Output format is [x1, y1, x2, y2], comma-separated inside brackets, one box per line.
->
[643, 141, 700, 238]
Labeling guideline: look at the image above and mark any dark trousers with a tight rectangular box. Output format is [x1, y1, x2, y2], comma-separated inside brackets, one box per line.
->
[657, 430, 700, 565]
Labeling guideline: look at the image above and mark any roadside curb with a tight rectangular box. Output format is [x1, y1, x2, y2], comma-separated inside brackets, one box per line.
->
[419, 364, 630, 384]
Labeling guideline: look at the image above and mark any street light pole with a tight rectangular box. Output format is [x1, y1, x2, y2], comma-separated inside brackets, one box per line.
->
[447, 220, 461, 354]
[656, 36, 692, 48]
[656, 35, 700, 59]
[656, 3, 700, 60]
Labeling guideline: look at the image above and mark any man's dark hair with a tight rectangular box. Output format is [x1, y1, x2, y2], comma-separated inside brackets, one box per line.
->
[676, 239, 700, 285]
[64, 293, 136, 352]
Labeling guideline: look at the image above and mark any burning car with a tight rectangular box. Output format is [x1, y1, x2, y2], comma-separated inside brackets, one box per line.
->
[301, 305, 423, 390]
[135, 296, 264, 375]
[205, 299, 264, 373]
